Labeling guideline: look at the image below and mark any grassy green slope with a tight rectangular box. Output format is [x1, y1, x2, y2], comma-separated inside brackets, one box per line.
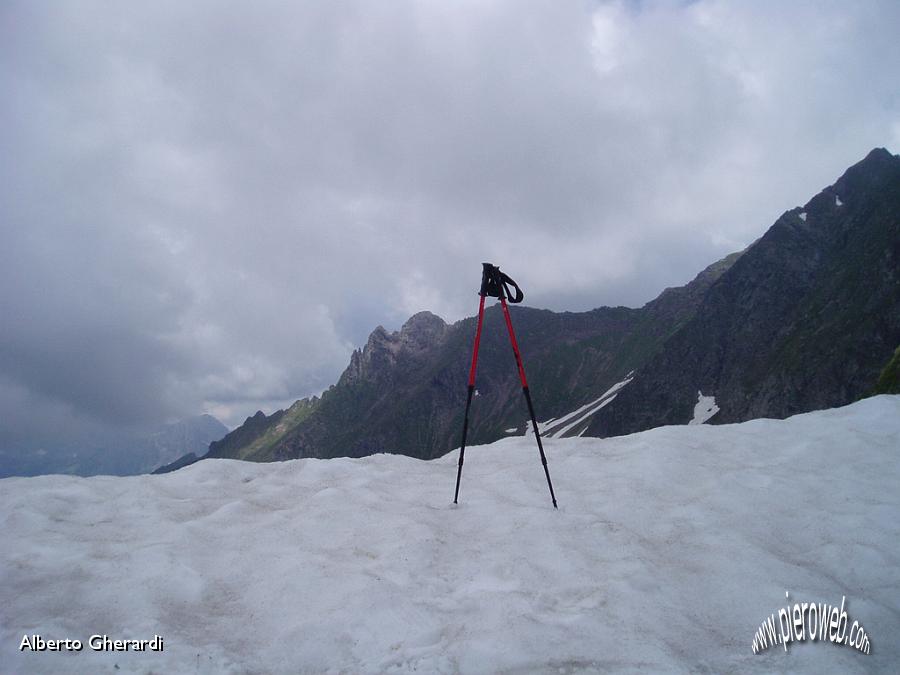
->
[872, 345, 900, 395]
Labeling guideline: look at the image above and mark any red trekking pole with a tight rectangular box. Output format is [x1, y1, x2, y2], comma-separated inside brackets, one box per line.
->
[453, 263, 558, 508]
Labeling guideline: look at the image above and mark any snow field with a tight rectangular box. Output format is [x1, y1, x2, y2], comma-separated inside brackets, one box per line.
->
[2, 396, 899, 673]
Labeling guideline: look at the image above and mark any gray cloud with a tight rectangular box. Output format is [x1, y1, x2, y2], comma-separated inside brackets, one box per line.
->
[1, 0, 898, 442]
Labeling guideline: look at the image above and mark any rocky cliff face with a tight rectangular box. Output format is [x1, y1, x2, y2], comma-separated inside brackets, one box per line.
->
[339, 312, 449, 388]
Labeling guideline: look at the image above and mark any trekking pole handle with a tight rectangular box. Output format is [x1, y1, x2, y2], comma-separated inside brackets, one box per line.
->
[480, 263, 524, 303]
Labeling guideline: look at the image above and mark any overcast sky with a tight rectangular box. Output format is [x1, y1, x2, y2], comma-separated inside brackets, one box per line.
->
[2, 1, 898, 446]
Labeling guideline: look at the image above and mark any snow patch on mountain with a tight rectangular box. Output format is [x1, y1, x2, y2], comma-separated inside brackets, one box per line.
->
[3, 396, 899, 673]
[537, 373, 635, 439]
[689, 390, 720, 424]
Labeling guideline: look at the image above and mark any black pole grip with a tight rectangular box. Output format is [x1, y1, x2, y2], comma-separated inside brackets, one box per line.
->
[480, 262, 524, 303]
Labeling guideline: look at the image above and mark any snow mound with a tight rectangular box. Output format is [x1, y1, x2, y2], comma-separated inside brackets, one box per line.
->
[2, 396, 899, 673]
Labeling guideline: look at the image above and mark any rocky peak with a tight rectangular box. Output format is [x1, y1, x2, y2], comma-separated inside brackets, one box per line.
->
[365, 325, 393, 351]
[339, 312, 447, 387]
[859, 146, 894, 167]
[778, 148, 900, 242]
[399, 311, 447, 352]
[832, 147, 899, 200]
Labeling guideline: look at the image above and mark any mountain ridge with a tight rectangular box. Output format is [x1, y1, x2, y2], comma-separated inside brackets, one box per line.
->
[175, 147, 898, 467]
[192, 239, 745, 464]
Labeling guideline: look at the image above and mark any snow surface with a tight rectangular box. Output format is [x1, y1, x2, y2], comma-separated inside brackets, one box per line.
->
[799, 211, 808, 221]
[689, 390, 720, 425]
[3, 396, 900, 674]
[836, 195, 843, 206]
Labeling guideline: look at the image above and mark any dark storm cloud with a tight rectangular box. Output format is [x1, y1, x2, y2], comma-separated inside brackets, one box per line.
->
[1, 1, 898, 441]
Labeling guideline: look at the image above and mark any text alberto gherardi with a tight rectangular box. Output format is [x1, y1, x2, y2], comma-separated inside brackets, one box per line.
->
[20, 634, 164, 652]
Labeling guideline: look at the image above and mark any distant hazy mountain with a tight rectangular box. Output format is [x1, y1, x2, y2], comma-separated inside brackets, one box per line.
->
[0, 414, 227, 477]
[174, 147, 898, 467]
